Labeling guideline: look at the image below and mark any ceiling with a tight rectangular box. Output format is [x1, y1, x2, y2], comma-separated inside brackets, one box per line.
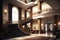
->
[9, 0, 60, 10]
[8, 0, 60, 19]
[33, 0, 60, 19]
[43, 0, 60, 9]
[8, 0, 38, 10]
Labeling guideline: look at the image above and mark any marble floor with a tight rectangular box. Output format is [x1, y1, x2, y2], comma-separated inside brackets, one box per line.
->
[3, 33, 56, 40]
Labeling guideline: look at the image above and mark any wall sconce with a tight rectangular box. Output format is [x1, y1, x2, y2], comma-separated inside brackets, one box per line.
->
[41, 24, 43, 27]
[58, 22, 60, 26]
[4, 9, 7, 14]
[22, 25, 25, 28]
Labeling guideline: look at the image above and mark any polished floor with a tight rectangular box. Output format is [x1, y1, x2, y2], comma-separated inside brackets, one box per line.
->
[4, 33, 56, 40]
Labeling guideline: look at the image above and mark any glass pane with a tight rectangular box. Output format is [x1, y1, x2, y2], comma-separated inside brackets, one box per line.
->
[12, 7, 19, 24]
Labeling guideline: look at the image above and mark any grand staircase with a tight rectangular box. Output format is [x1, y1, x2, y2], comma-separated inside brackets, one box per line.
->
[0, 18, 32, 39]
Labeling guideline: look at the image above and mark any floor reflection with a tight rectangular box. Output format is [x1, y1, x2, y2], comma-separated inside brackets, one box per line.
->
[4, 33, 56, 40]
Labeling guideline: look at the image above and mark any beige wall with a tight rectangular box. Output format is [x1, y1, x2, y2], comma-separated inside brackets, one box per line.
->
[57, 15, 60, 30]
[32, 19, 40, 30]
[3, 0, 8, 25]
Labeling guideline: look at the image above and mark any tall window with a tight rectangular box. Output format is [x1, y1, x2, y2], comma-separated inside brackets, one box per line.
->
[12, 7, 19, 24]
[26, 9, 30, 18]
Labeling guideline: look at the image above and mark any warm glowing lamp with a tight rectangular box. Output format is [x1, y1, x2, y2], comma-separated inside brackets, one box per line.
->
[4, 9, 7, 14]
[41, 24, 43, 27]
[58, 22, 60, 25]
[22, 25, 25, 28]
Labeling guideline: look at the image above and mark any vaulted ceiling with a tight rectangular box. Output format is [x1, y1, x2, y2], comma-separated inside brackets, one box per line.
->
[8, 0, 60, 19]
[44, 0, 60, 9]
[9, 0, 60, 10]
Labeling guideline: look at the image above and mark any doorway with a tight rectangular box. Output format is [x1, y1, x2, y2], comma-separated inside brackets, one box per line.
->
[44, 20, 53, 33]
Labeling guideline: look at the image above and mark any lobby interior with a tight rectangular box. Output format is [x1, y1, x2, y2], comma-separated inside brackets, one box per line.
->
[0, 0, 60, 40]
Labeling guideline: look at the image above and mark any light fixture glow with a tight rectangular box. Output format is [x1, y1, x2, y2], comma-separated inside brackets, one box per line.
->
[41, 24, 43, 27]
[27, 23, 31, 28]
[4, 9, 7, 13]
[22, 25, 25, 28]
[58, 22, 60, 25]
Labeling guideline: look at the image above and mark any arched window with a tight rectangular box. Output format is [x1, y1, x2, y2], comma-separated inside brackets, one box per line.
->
[26, 9, 30, 18]
[12, 7, 19, 24]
